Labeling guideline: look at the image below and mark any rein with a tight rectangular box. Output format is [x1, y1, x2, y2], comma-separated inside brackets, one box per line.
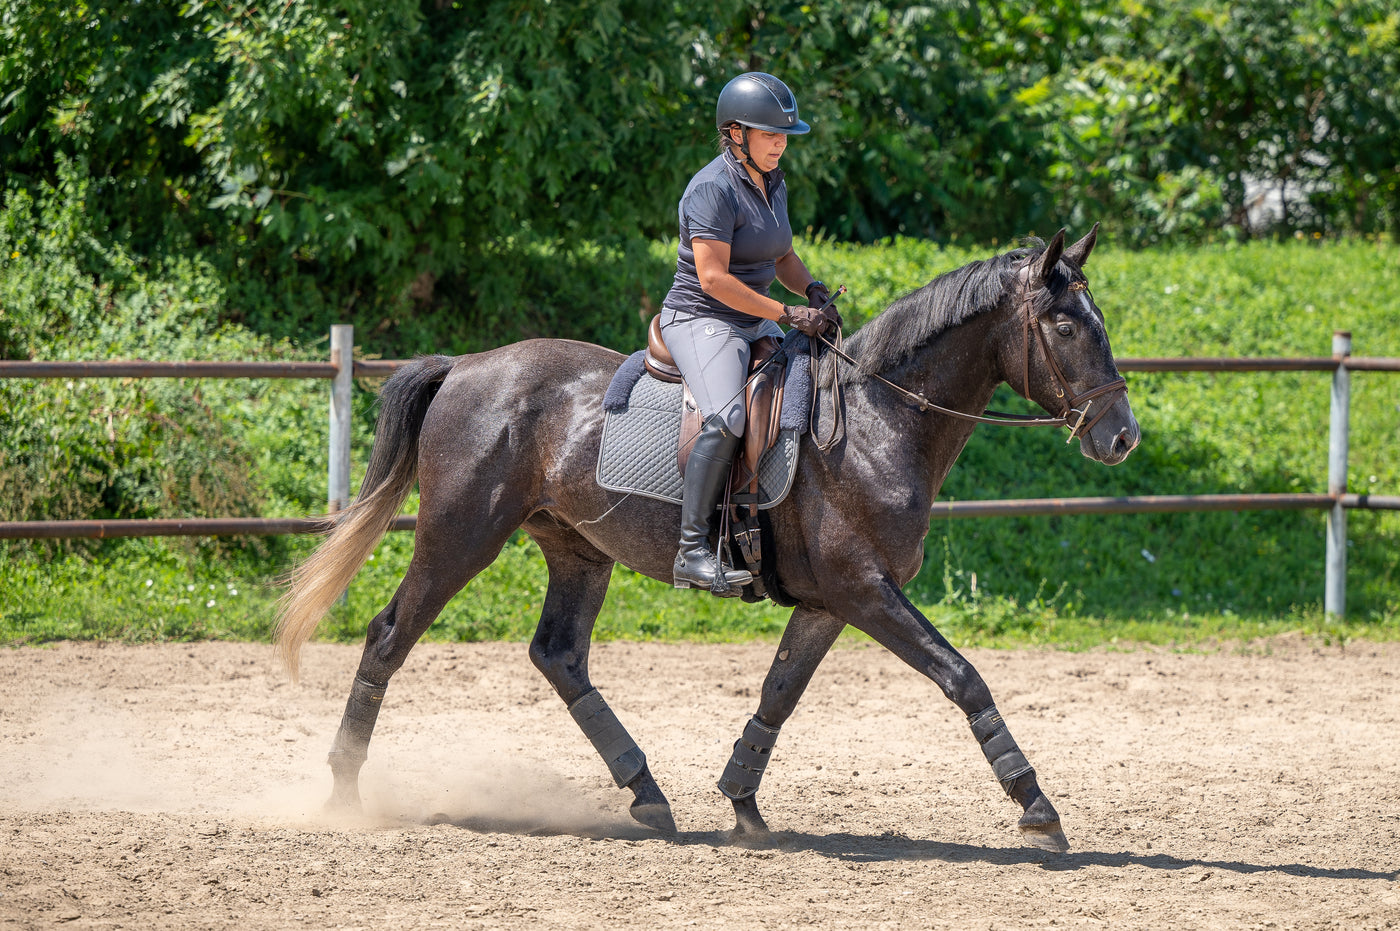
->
[809, 268, 1128, 446]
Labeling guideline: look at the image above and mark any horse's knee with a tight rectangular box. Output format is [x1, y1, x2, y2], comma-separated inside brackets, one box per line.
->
[938, 657, 993, 712]
[526, 637, 557, 677]
[528, 638, 589, 697]
[757, 680, 802, 725]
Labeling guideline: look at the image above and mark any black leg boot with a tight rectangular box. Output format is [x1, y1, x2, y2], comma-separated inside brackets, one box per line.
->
[673, 419, 753, 596]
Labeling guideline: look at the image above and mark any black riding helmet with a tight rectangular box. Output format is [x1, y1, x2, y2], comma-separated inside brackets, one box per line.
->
[715, 72, 811, 134]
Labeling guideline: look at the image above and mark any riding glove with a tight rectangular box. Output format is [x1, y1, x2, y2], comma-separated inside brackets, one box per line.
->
[780, 304, 826, 337]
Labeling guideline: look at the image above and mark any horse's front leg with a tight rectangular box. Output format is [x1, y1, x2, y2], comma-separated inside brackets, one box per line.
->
[719, 606, 846, 841]
[840, 575, 1069, 853]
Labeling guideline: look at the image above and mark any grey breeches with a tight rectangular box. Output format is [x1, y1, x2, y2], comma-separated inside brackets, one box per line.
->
[659, 307, 784, 435]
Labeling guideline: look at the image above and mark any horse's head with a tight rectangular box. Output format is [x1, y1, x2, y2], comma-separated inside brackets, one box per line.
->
[1003, 225, 1140, 465]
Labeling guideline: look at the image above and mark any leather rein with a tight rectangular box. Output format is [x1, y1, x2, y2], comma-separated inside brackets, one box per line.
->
[807, 269, 1128, 450]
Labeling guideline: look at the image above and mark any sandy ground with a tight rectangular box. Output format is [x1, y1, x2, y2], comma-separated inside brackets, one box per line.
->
[1, 637, 1398, 930]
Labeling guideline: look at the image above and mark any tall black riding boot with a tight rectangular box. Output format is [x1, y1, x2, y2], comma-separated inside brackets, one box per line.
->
[673, 419, 753, 596]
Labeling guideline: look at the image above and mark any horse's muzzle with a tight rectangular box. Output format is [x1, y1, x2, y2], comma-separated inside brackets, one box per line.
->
[1081, 397, 1139, 465]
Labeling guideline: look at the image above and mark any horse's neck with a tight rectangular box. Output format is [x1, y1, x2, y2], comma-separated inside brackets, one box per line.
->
[838, 309, 1005, 496]
[882, 310, 1004, 428]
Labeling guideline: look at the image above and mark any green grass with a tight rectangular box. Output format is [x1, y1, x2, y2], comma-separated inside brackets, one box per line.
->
[2, 529, 1386, 652]
[3, 236, 1398, 650]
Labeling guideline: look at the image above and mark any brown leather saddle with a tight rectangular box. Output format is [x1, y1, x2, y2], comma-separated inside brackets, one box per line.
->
[643, 315, 793, 604]
[643, 315, 787, 498]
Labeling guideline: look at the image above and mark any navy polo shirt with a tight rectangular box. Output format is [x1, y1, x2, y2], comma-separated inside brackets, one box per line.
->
[661, 150, 794, 325]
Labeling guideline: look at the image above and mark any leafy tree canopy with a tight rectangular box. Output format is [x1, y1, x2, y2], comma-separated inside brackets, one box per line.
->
[2, 1, 1396, 349]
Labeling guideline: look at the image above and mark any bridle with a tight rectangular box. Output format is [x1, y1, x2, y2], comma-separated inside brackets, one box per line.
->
[1014, 265, 1128, 441]
[808, 265, 1128, 449]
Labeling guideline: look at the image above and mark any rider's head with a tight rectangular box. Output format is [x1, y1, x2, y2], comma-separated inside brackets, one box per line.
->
[715, 72, 810, 172]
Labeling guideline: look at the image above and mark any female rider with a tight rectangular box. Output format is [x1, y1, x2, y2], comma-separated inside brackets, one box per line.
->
[658, 72, 837, 597]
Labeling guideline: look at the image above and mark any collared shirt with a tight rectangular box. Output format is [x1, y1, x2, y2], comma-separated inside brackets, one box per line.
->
[661, 149, 793, 325]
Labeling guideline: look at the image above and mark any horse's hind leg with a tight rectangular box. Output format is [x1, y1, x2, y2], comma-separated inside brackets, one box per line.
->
[720, 606, 846, 841]
[327, 512, 521, 813]
[525, 520, 677, 835]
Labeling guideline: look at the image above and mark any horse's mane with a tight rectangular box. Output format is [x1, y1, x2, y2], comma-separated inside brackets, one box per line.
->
[838, 241, 1044, 384]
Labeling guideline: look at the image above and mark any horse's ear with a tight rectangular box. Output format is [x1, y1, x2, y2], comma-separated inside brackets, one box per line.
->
[1034, 228, 1066, 286]
[1063, 222, 1100, 269]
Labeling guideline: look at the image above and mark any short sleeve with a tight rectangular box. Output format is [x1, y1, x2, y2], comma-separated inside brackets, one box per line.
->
[682, 180, 738, 244]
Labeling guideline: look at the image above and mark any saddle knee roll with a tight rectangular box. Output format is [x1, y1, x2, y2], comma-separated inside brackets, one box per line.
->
[968, 705, 1034, 796]
[717, 716, 782, 800]
[568, 688, 647, 788]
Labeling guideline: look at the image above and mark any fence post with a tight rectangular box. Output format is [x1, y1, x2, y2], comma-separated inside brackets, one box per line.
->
[328, 324, 354, 515]
[1325, 330, 1351, 618]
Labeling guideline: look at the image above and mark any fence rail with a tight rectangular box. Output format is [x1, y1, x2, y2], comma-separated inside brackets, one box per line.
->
[8, 356, 1399, 381]
[1116, 356, 1400, 372]
[5, 496, 1397, 542]
[2, 326, 1394, 617]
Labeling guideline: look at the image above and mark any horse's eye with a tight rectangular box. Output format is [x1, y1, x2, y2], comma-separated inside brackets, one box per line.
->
[1056, 322, 1074, 337]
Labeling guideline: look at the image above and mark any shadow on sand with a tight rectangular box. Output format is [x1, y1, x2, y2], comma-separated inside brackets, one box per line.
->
[425, 813, 1398, 884]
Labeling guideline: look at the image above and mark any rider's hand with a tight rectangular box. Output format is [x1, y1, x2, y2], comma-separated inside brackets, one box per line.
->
[806, 281, 842, 333]
[780, 304, 826, 338]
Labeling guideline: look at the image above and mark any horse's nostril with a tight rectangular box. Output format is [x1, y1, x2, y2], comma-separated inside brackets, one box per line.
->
[1112, 427, 1134, 456]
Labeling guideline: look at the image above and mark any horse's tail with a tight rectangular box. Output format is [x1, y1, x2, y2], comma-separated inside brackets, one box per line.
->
[275, 353, 458, 679]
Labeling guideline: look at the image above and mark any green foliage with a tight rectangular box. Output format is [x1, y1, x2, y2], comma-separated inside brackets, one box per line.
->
[0, 545, 284, 644]
[4, 0, 1396, 650]
[5, 1, 1397, 360]
[0, 163, 323, 563]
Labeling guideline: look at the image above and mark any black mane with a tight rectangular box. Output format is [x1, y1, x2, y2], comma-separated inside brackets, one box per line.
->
[840, 241, 1049, 383]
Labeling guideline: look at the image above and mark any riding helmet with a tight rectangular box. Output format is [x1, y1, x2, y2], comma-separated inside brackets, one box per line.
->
[715, 72, 810, 134]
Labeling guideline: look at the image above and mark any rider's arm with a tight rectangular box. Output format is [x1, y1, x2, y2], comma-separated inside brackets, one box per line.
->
[693, 238, 801, 322]
[774, 247, 818, 301]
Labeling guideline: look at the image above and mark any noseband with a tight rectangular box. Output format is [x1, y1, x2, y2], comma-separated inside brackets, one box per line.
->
[814, 266, 1128, 443]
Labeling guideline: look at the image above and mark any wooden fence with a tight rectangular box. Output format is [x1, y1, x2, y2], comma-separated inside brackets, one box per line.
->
[2, 325, 1397, 617]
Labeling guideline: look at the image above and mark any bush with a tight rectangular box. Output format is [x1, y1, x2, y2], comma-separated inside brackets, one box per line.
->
[0, 162, 322, 549]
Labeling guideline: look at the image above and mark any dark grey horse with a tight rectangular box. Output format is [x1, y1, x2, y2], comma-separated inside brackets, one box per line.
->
[277, 226, 1139, 852]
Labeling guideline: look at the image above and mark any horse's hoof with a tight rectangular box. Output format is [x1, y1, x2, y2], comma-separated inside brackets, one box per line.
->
[630, 800, 678, 835]
[1012, 784, 1068, 852]
[1018, 817, 1070, 853]
[728, 796, 770, 846]
[626, 768, 678, 835]
[323, 792, 363, 816]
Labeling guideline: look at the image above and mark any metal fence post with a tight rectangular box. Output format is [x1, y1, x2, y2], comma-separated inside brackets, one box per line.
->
[1325, 330, 1351, 617]
[328, 325, 354, 515]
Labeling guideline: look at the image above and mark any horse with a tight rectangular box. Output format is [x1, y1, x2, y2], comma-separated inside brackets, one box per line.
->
[276, 225, 1140, 853]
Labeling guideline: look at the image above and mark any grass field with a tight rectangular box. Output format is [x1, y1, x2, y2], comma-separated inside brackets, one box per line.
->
[3, 236, 1397, 649]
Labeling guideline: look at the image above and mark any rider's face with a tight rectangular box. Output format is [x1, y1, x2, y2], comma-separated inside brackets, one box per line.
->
[729, 127, 789, 173]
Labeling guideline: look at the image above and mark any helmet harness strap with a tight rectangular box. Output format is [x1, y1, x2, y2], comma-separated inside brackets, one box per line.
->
[728, 124, 765, 185]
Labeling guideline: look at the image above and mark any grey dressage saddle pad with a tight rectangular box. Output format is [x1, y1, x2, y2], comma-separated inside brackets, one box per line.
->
[596, 373, 800, 508]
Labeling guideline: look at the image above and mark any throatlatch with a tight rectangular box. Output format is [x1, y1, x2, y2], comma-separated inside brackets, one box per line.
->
[717, 716, 781, 800]
[968, 705, 1034, 796]
[568, 689, 647, 788]
[327, 674, 387, 770]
